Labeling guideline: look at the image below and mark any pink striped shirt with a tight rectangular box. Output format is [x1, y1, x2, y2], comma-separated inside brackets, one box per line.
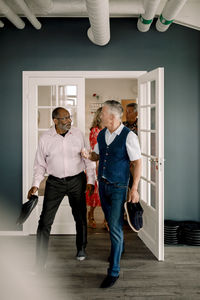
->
[32, 126, 95, 188]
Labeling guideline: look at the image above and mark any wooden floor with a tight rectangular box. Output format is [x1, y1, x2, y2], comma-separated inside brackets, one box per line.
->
[1, 210, 200, 300]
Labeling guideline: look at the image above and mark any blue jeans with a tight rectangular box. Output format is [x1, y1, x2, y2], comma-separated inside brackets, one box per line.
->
[99, 180, 128, 277]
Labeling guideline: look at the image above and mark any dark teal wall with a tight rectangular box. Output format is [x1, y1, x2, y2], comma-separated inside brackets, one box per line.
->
[0, 18, 199, 230]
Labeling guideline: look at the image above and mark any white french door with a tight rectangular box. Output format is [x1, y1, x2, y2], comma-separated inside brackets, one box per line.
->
[23, 75, 85, 234]
[138, 68, 164, 261]
[22, 70, 164, 261]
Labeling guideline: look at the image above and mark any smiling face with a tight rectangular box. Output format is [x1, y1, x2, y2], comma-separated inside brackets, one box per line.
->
[53, 108, 72, 134]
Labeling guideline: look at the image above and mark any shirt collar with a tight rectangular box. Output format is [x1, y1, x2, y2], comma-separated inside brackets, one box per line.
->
[49, 125, 57, 136]
[50, 125, 73, 136]
[106, 123, 124, 136]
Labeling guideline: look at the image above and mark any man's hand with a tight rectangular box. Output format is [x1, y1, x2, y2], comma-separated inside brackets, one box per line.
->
[27, 186, 38, 199]
[81, 148, 99, 162]
[81, 148, 91, 159]
[129, 158, 141, 203]
[128, 188, 139, 203]
[86, 184, 95, 196]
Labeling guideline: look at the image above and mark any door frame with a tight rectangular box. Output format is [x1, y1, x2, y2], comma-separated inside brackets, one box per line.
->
[21, 69, 165, 260]
[22, 70, 150, 233]
[22, 71, 146, 234]
[23, 71, 147, 227]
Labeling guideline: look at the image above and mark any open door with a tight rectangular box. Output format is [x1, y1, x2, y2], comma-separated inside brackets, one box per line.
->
[23, 75, 85, 235]
[138, 68, 164, 261]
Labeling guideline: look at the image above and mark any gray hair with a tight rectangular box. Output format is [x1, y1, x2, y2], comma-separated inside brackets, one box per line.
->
[103, 100, 123, 120]
[126, 103, 138, 112]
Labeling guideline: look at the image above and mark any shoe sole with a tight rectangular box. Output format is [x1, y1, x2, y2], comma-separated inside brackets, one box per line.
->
[76, 256, 86, 261]
[124, 202, 140, 233]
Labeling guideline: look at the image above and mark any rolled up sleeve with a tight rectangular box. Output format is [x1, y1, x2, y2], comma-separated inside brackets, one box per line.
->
[84, 158, 96, 185]
[94, 143, 99, 155]
[32, 139, 47, 188]
[126, 131, 141, 161]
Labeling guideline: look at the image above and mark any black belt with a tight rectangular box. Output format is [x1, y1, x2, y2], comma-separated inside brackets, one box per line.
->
[49, 172, 83, 182]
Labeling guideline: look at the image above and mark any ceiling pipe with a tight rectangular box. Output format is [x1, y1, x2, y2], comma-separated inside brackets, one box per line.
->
[156, 0, 188, 32]
[14, 0, 41, 29]
[0, 0, 25, 29]
[29, 0, 54, 14]
[0, 19, 4, 27]
[85, 0, 110, 46]
[0, 0, 145, 18]
[137, 0, 161, 32]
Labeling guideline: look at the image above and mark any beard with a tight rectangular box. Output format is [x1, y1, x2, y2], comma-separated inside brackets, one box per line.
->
[58, 123, 71, 132]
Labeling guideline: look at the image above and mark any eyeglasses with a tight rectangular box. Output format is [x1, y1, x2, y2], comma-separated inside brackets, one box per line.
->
[56, 116, 71, 121]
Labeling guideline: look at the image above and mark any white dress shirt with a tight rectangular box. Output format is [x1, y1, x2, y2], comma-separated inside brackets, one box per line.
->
[94, 123, 141, 161]
[32, 126, 95, 188]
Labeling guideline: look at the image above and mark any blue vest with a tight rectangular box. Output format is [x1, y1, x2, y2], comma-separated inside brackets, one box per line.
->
[97, 126, 130, 185]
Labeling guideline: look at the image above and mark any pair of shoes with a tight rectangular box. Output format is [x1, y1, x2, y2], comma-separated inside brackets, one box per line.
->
[124, 201, 143, 232]
[100, 275, 119, 288]
[76, 249, 86, 261]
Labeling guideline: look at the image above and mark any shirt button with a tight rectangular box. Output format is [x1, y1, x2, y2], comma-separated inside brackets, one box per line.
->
[106, 153, 108, 156]
[104, 160, 106, 162]
[103, 167, 105, 169]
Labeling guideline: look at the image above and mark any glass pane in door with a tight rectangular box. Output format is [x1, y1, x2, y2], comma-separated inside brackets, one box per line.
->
[142, 156, 148, 178]
[58, 85, 78, 127]
[38, 86, 52, 106]
[150, 184, 156, 209]
[151, 133, 156, 156]
[150, 160, 156, 183]
[151, 80, 156, 104]
[140, 107, 150, 130]
[66, 85, 77, 96]
[140, 178, 148, 204]
[151, 107, 156, 130]
[141, 131, 149, 154]
[38, 108, 51, 129]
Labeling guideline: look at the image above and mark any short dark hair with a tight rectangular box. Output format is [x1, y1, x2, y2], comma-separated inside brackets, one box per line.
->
[52, 107, 65, 119]
[126, 103, 138, 112]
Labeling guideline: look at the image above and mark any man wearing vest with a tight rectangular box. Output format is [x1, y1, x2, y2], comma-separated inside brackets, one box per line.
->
[82, 100, 142, 288]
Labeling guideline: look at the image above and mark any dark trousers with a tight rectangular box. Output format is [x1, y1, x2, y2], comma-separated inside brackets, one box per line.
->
[36, 172, 87, 266]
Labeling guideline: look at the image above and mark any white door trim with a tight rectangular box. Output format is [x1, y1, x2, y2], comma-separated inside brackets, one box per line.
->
[22, 70, 146, 236]
[1, 71, 146, 236]
[23, 71, 146, 79]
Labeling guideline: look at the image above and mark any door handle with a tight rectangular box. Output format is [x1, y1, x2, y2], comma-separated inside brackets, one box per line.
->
[149, 158, 166, 163]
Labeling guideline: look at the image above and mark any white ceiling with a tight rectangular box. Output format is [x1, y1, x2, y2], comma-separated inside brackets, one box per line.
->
[0, 0, 199, 45]
[0, 0, 199, 28]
